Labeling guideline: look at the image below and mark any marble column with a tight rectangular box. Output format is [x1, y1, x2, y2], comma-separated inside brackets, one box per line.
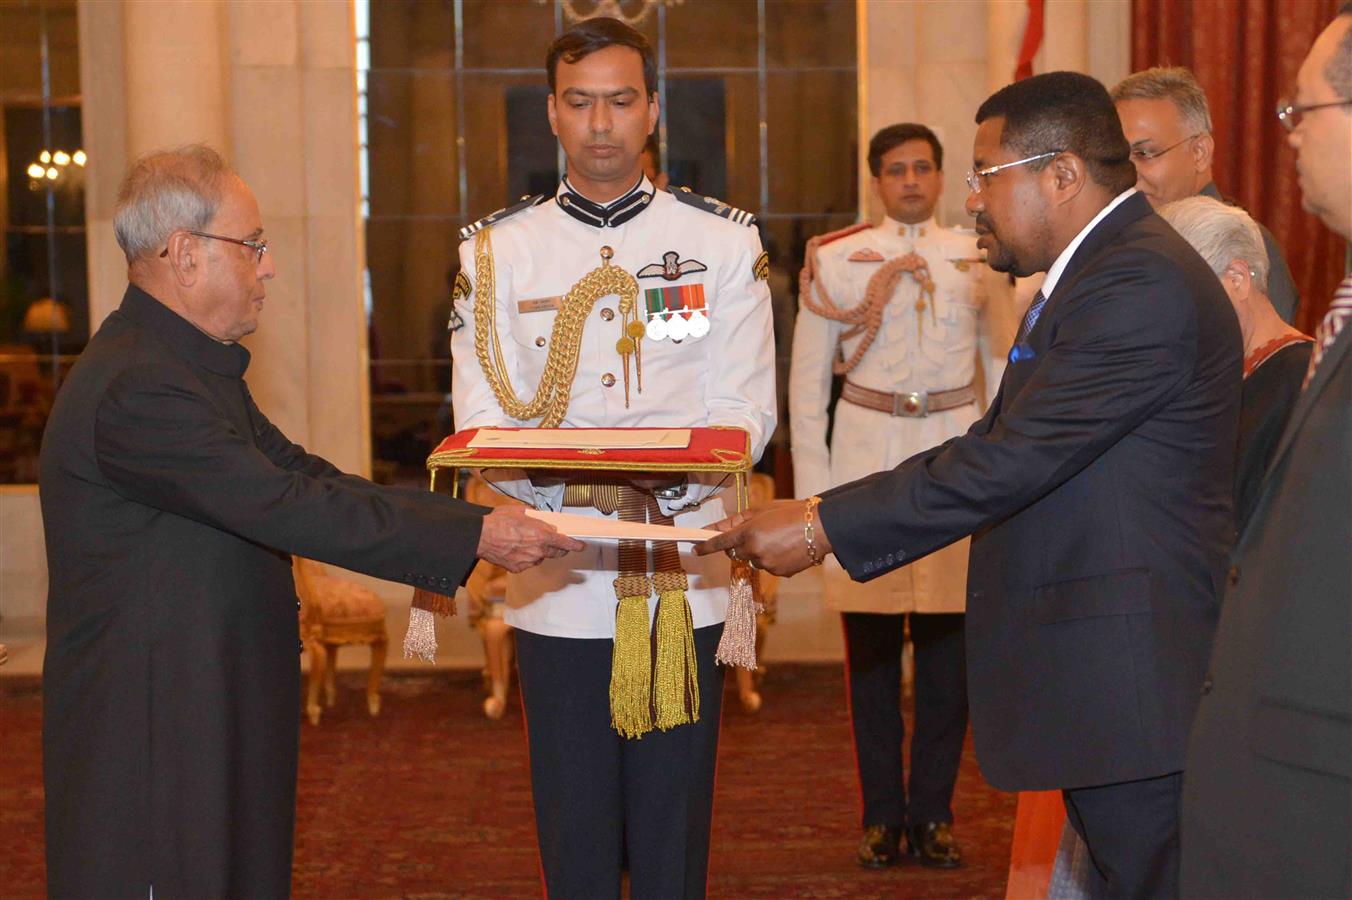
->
[77, 0, 368, 474]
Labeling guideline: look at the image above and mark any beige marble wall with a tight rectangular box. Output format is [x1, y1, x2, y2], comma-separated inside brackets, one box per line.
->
[77, 0, 368, 474]
[860, 0, 1130, 228]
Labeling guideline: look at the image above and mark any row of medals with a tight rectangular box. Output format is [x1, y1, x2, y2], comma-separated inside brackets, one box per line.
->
[640, 308, 710, 342]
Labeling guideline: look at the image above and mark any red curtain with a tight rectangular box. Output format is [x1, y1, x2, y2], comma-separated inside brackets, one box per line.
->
[1133, 0, 1347, 332]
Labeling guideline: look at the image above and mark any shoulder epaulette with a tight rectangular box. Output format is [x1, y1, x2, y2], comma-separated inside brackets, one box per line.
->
[459, 193, 548, 241]
[816, 222, 871, 247]
[669, 186, 757, 227]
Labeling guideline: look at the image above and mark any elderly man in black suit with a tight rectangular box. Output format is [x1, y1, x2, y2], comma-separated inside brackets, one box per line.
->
[699, 72, 1240, 898]
[39, 145, 582, 899]
[1182, 6, 1352, 897]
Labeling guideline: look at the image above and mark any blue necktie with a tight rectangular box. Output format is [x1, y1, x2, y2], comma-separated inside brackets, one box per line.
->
[1009, 290, 1047, 363]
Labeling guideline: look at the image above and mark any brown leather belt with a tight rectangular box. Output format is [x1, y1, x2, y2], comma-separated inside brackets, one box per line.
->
[841, 379, 976, 417]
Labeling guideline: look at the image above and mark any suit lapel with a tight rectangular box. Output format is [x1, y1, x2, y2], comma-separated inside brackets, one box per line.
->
[999, 193, 1153, 406]
[1042, 193, 1154, 312]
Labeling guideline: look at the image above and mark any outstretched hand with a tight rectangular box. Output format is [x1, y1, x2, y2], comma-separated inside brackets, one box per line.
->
[477, 506, 585, 573]
[693, 498, 833, 577]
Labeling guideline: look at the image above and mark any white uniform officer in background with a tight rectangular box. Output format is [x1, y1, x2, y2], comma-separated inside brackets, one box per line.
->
[789, 123, 1007, 871]
[449, 18, 775, 900]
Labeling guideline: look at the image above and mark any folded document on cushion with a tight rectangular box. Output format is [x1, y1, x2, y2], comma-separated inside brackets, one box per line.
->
[525, 509, 717, 542]
[468, 427, 692, 450]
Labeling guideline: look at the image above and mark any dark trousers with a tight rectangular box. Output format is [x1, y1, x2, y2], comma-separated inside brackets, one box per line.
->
[842, 612, 968, 828]
[1063, 771, 1183, 900]
[515, 623, 725, 900]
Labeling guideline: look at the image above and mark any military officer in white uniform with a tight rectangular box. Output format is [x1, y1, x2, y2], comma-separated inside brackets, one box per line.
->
[449, 19, 774, 900]
[789, 123, 1006, 871]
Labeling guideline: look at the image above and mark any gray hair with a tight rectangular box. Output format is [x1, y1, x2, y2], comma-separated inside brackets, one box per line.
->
[1111, 67, 1214, 135]
[1158, 195, 1270, 294]
[113, 145, 232, 263]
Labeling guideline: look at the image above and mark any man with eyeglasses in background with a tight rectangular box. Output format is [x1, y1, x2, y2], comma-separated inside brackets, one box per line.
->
[1182, 6, 1352, 897]
[699, 71, 1241, 898]
[39, 145, 581, 899]
[1112, 66, 1302, 325]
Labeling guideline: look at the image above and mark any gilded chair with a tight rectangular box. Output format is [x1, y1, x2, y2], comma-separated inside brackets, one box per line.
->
[293, 557, 388, 725]
[734, 472, 780, 713]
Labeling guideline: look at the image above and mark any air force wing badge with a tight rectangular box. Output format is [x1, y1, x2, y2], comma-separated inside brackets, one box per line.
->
[637, 250, 709, 281]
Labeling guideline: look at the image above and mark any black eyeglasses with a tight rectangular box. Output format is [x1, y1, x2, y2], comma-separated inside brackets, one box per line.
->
[1129, 133, 1201, 162]
[1276, 97, 1352, 132]
[160, 230, 269, 263]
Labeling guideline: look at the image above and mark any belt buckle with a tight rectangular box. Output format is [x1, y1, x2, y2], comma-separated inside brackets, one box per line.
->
[892, 390, 928, 417]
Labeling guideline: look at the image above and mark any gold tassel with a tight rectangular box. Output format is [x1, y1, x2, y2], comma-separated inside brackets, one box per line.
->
[715, 559, 762, 670]
[402, 589, 457, 662]
[652, 570, 699, 730]
[609, 575, 654, 739]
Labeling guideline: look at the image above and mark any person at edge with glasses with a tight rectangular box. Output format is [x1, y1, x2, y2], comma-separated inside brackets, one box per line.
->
[789, 123, 1008, 872]
[1112, 66, 1303, 325]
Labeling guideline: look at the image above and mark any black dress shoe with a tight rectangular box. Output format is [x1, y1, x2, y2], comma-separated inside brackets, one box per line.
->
[905, 821, 962, 868]
[857, 824, 903, 868]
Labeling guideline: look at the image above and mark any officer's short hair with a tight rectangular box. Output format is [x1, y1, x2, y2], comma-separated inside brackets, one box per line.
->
[546, 18, 657, 98]
[867, 124, 943, 176]
[1157, 195, 1270, 294]
[975, 71, 1136, 195]
[1110, 67, 1214, 135]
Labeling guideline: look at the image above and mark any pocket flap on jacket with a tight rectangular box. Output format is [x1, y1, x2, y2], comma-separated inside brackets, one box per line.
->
[1251, 700, 1352, 779]
[1034, 568, 1151, 624]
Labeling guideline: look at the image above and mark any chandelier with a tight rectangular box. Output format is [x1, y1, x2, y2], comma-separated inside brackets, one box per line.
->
[26, 148, 86, 189]
[541, 0, 684, 27]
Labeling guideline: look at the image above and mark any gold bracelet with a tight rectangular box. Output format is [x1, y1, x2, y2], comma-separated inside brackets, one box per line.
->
[804, 495, 824, 566]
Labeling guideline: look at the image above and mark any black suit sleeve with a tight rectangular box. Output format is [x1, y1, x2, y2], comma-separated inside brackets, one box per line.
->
[821, 250, 1196, 580]
[94, 361, 487, 589]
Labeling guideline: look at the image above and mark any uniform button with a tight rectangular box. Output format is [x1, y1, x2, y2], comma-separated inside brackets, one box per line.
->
[296, 599, 301, 610]
[534, 336, 546, 347]
[600, 307, 615, 321]
[1227, 565, 1240, 587]
[1201, 674, 1214, 695]
[601, 373, 616, 387]
[298, 640, 305, 655]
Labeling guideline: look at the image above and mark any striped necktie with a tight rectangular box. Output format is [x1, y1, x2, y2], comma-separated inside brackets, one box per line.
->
[1018, 290, 1049, 341]
[1303, 275, 1352, 389]
[1008, 290, 1049, 363]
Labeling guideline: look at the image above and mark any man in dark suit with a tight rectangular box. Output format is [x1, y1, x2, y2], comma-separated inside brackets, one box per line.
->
[698, 72, 1241, 898]
[1182, 7, 1352, 897]
[39, 145, 582, 898]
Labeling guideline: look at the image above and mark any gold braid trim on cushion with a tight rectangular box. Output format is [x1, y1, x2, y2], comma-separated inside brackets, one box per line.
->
[473, 227, 639, 427]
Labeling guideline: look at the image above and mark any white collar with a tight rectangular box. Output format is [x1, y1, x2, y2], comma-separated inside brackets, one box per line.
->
[882, 214, 937, 241]
[1041, 189, 1137, 299]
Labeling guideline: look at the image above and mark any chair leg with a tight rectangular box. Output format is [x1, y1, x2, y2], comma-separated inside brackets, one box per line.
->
[367, 636, 387, 717]
[736, 666, 762, 713]
[481, 619, 512, 720]
[306, 642, 327, 726]
[324, 644, 338, 707]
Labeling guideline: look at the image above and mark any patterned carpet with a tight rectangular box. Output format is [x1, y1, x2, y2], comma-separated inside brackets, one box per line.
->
[0, 665, 1015, 898]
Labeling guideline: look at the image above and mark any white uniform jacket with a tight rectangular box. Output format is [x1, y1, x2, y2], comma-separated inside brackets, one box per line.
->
[789, 216, 1004, 614]
[451, 177, 777, 638]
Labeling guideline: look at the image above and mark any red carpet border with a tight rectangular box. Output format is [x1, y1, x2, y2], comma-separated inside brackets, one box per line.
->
[0, 665, 1015, 898]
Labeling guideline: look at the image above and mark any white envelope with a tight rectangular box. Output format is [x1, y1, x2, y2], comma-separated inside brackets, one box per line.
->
[526, 509, 717, 542]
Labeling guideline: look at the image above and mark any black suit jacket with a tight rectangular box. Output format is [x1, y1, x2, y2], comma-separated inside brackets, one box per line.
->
[1181, 318, 1351, 898]
[40, 286, 488, 899]
[819, 193, 1241, 791]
